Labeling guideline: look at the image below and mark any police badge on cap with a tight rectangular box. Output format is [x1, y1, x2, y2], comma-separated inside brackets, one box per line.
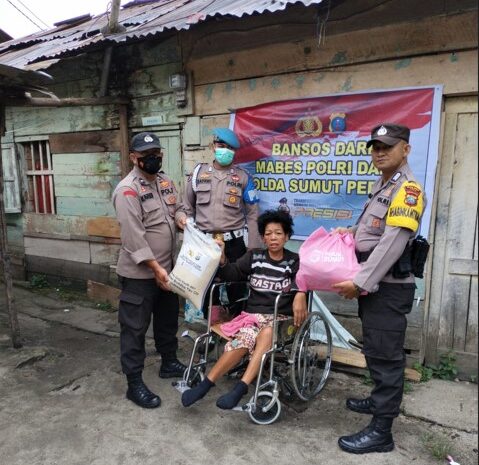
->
[366, 123, 410, 148]
[131, 132, 163, 152]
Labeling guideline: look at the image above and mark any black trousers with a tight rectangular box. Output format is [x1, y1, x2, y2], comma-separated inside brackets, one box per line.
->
[201, 236, 247, 318]
[118, 276, 179, 375]
[358, 282, 415, 418]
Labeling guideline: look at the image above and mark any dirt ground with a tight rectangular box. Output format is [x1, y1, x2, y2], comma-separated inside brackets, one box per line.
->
[0, 285, 477, 465]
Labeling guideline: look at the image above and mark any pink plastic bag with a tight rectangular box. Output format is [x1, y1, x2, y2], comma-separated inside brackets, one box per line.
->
[296, 227, 361, 293]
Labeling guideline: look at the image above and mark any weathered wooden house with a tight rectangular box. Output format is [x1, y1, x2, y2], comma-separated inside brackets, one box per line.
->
[0, 0, 477, 375]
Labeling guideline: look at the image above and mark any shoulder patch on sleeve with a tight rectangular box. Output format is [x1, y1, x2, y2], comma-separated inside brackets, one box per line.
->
[243, 175, 259, 204]
[122, 189, 137, 197]
[386, 181, 424, 232]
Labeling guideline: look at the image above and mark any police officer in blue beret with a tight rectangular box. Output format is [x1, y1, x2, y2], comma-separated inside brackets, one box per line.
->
[181, 127, 261, 319]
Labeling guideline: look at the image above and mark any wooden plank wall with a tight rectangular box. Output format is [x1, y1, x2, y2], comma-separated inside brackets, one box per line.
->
[19, 130, 124, 285]
[4, 37, 185, 287]
[425, 96, 478, 376]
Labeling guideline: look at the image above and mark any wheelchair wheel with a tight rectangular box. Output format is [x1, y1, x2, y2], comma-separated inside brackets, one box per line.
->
[290, 311, 332, 401]
[248, 391, 281, 425]
[184, 366, 205, 388]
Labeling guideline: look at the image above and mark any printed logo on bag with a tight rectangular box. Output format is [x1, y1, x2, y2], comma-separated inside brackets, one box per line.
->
[187, 248, 202, 261]
[309, 250, 344, 264]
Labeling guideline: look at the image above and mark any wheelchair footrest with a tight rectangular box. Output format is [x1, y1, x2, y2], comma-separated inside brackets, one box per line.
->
[233, 402, 251, 412]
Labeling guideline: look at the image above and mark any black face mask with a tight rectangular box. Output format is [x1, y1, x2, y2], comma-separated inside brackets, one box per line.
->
[138, 154, 162, 174]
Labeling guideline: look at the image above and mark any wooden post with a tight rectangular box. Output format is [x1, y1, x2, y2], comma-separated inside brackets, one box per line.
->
[0, 104, 22, 348]
[118, 104, 130, 178]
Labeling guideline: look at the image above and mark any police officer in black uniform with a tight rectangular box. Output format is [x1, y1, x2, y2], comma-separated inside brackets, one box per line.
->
[332, 123, 426, 453]
[112, 132, 188, 408]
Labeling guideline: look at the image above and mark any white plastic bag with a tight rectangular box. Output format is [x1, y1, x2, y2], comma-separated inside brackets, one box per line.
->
[169, 219, 221, 309]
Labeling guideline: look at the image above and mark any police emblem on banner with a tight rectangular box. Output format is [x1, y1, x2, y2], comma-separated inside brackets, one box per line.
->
[295, 115, 322, 138]
[329, 112, 346, 133]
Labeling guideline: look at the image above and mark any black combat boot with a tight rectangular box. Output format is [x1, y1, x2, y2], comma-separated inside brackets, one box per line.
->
[346, 397, 373, 414]
[159, 358, 187, 379]
[338, 417, 394, 454]
[126, 373, 161, 408]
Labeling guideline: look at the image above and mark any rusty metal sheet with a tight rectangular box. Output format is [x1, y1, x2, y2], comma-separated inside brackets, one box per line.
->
[0, 0, 323, 69]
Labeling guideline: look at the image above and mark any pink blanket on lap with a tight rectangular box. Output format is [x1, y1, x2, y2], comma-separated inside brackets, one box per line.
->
[220, 311, 259, 337]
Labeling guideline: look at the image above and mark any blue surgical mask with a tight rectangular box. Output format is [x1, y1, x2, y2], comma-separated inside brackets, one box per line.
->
[214, 147, 235, 166]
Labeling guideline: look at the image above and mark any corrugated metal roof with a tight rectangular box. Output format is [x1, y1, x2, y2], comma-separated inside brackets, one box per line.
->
[0, 0, 323, 70]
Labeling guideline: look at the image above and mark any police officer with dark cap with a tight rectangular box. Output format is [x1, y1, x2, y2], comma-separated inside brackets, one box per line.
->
[112, 131, 188, 408]
[278, 197, 290, 213]
[332, 123, 426, 453]
[181, 127, 261, 318]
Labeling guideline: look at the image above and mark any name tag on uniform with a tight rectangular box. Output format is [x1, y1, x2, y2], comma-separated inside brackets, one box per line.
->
[140, 193, 154, 202]
[377, 196, 390, 205]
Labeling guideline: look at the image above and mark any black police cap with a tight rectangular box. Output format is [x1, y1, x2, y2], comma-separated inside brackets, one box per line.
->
[366, 123, 410, 148]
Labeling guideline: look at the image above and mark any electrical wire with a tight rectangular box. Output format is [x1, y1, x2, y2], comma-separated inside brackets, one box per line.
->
[14, 0, 50, 28]
[316, 0, 331, 47]
[4, 0, 45, 31]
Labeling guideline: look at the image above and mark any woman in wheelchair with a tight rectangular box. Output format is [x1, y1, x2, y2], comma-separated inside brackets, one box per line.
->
[181, 209, 308, 409]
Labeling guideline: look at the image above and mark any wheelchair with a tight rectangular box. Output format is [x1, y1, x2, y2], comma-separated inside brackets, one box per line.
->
[176, 282, 333, 425]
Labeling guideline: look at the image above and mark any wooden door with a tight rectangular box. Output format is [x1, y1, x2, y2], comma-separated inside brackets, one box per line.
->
[425, 96, 478, 377]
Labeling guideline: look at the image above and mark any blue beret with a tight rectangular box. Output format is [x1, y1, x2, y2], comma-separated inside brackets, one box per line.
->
[213, 127, 240, 149]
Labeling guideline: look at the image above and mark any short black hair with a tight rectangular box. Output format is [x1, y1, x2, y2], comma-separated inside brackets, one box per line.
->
[257, 209, 294, 237]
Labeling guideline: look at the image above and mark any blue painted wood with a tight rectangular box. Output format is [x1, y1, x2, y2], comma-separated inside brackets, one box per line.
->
[56, 197, 116, 217]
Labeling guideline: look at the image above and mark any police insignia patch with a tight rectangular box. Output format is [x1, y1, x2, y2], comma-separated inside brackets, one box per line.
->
[229, 188, 238, 194]
[404, 185, 421, 206]
[229, 196, 237, 204]
[160, 181, 170, 188]
[167, 195, 176, 204]
[231, 175, 240, 182]
[386, 181, 424, 232]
